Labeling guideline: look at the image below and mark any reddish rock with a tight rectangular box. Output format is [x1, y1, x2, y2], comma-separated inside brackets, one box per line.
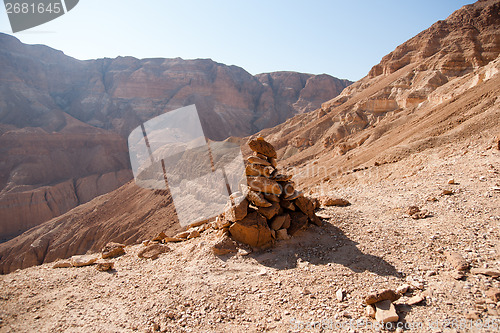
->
[247, 156, 272, 166]
[248, 138, 277, 158]
[321, 197, 351, 207]
[294, 196, 316, 218]
[365, 289, 401, 305]
[246, 190, 272, 208]
[270, 214, 290, 231]
[245, 164, 272, 177]
[257, 202, 281, 220]
[288, 212, 308, 236]
[280, 199, 296, 211]
[247, 177, 282, 196]
[224, 199, 249, 222]
[229, 212, 272, 248]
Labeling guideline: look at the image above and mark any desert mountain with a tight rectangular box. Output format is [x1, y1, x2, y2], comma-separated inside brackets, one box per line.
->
[0, 0, 499, 275]
[0, 33, 351, 240]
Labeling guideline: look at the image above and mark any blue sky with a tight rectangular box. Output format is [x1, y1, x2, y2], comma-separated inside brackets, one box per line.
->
[1, 0, 472, 81]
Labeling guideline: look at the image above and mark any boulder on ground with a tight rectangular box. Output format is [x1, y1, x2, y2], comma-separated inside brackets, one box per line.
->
[101, 242, 126, 259]
[365, 289, 401, 305]
[374, 300, 399, 323]
[137, 244, 170, 260]
[321, 197, 350, 207]
[71, 255, 98, 267]
[95, 261, 114, 271]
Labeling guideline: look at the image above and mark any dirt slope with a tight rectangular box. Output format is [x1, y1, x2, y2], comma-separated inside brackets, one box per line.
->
[0, 137, 498, 332]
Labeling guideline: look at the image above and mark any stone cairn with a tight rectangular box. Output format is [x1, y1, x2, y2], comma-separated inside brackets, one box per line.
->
[214, 137, 321, 249]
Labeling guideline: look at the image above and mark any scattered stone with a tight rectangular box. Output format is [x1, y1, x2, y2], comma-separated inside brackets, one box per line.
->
[407, 294, 425, 305]
[470, 267, 500, 278]
[248, 137, 277, 158]
[465, 310, 481, 320]
[485, 288, 500, 302]
[95, 261, 114, 271]
[450, 270, 466, 280]
[445, 251, 469, 271]
[247, 156, 272, 166]
[321, 197, 351, 207]
[101, 242, 126, 259]
[366, 305, 376, 319]
[212, 234, 238, 255]
[374, 300, 399, 323]
[174, 231, 190, 239]
[52, 260, 72, 269]
[365, 289, 401, 305]
[70, 255, 98, 267]
[224, 199, 249, 222]
[396, 284, 410, 295]
[336, 289, 345, 302]
[427, 196, 438, 202]
[137, 244, 170, 260]
[441, 189, 454, 195]
[229, 211, 272, 248]
[448, 178, 456, 184]
[412, 210, 430, 219]
[407, 206, 421, 216]
[187, 229, 200, 239]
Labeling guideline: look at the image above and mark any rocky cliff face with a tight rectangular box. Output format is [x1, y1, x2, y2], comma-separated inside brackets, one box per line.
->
[256, 0, 500, 163]
[0, 33, 351, 240]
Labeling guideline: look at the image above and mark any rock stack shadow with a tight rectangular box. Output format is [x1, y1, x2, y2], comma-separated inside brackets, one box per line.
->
[213, 137, 400, 278]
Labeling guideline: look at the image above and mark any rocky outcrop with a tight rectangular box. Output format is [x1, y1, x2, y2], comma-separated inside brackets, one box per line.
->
[250, 0, 500, 175]
[0, 120, 132, 240]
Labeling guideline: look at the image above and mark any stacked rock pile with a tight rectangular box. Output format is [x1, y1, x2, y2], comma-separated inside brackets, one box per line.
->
[215, 137, 321, 248]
